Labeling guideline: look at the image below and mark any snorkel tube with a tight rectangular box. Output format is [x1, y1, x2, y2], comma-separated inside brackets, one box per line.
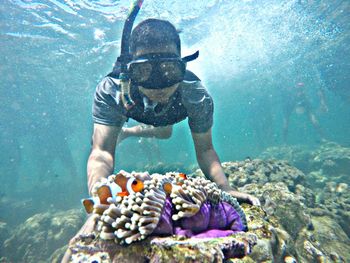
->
[116, 0, 144, 109]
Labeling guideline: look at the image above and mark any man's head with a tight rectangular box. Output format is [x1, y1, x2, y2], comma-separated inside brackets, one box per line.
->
[128, 19, 184, 103]
[130, 18, 181, 56]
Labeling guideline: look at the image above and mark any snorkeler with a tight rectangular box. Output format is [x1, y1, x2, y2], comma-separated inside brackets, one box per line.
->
[281, 82, 327, 143]
[87, 17, 259, 204]
[63, 3, 259, 261]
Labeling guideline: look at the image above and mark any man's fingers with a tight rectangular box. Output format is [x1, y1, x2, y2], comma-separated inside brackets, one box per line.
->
[69, 215, 99, 246]
[249, 196, 261, 206]
[228, 191, 260, 206]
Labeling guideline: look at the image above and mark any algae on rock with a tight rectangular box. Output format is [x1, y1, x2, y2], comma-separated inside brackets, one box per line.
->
[3, 209, 84, 263]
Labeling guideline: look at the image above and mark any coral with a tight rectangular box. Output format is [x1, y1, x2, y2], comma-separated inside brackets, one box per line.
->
[195, 157, 350, 261]
[66, 231, 256, 263]
[236, 182, 350, 262]
[148, 233, 256, 262]
[260, 144, 350, 239]
[260, 141, 350, 185]
[235, 184, 303, 262]
[240, 182, 311, 239]
[295, 216, 350, 262]
[311, 182, 350, 238]
[3, 209, 84, 263]
[239, 204, 283, 262]
[207, 159, 306, 192]
[311, 141, 350, 183]
[71, 251, 111, 263]
[259, 145, 314, 172]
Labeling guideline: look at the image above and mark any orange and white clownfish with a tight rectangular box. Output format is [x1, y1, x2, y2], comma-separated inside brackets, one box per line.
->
[162, 182, 173, 195]
[112, 173, 144, 197]
[81, 184, 115, 214]
[82, 173, 144, 214]
[82, 196, 101, 214]
[178, 173, 187, 180]
[176, 173, 187, 186]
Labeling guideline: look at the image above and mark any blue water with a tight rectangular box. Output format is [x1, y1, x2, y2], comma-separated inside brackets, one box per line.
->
[0, 0, 349, 251]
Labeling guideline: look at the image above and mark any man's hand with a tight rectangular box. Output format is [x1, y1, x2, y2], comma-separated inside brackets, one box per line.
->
[62, 213, 100, 263]
[62, 203, 110, 262]
[191, 129, 260, 206]
[226, 190, 261, 206]
[219, 184, 260, 206]
[87, 124, 120, 194]
[70, 214, 99, 243]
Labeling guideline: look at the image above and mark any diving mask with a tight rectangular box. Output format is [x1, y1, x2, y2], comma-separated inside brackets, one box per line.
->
[127, 51, 199, 89]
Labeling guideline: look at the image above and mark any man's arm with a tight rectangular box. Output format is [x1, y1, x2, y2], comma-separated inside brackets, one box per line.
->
[87, 123, 121, 194]
[62, 123, 121, 263]
[118, 125, 173, 143]
[191, 128, 230, 190]
[191, 128, 260, 205]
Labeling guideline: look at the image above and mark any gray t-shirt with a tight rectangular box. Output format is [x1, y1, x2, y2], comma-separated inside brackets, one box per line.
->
[92, 73, 213, 133]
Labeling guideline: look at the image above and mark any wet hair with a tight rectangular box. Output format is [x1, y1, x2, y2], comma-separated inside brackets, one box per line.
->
[130, 19, 181, 55]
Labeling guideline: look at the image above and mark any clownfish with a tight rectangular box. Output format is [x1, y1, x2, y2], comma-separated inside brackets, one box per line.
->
[178, 173, 187, 180]
[82, 196, 100, 214]
[176, 173, 187, 186]
[162, 182, 173, 195]
[82, 173, 144, 213]
[113, 173, 144, 197]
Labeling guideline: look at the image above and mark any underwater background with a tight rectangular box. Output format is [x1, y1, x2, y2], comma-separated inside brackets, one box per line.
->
[0, 0, 349, 262]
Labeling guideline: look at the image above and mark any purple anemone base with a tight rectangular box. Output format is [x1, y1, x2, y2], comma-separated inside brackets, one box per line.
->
[152, 198, 245, 238]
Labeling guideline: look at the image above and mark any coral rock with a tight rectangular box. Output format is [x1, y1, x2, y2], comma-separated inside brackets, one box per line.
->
[3, 209, 84, 263]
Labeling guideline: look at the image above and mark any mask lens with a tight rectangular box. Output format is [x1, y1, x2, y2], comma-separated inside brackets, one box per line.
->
[129, 62, 152, 83]
[159, 61, 184, 81]
[128, 56, 186, 89]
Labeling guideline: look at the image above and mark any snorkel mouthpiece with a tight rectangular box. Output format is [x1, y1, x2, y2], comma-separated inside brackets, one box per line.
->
[120, 73, 134, 109]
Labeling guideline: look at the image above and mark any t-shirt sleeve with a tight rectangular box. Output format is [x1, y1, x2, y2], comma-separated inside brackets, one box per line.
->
[181, 81, 214, 133]
[92, 77, 127, 127]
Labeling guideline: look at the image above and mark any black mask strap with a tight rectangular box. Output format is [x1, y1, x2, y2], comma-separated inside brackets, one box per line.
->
[182, 50, 199, 63]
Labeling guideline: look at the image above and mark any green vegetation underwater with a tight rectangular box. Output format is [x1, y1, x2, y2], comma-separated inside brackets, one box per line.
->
[0, 0, 349, 262]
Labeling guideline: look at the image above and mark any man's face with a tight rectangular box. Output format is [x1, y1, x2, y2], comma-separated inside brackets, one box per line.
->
[138, 84, 179, 103]
[133, 44, 181, 103]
